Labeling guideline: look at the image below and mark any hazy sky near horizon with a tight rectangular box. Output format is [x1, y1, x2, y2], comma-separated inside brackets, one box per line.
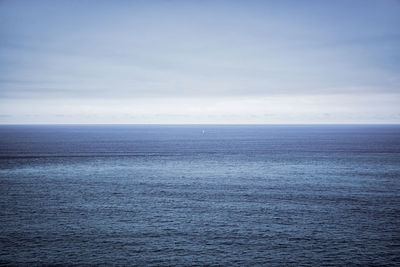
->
[1, 0, 400, 123]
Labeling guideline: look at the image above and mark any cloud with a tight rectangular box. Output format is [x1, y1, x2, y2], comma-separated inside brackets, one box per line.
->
[0, 0, 399, 123]
[1, 94, 399, 124]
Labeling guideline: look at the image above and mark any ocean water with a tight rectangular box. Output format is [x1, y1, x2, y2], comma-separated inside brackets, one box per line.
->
[0, 125, 399, 266]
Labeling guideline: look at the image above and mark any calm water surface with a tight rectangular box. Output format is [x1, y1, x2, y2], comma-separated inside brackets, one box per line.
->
[0, 125, 399, 265]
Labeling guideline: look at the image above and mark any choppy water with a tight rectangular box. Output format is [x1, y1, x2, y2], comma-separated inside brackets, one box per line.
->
[0, 125, 399, 266]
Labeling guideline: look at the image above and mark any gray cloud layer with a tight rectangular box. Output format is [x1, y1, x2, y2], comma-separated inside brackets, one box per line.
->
[0, 0, 399, 123]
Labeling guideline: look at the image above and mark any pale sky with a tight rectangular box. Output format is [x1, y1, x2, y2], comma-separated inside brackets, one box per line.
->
[1, 0, 399, 124]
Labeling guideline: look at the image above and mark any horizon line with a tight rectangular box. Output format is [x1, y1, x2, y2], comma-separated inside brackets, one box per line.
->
[1, 123, 400, 126]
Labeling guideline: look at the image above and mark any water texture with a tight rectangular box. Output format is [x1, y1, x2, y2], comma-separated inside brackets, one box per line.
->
[0, 125, 399, 265]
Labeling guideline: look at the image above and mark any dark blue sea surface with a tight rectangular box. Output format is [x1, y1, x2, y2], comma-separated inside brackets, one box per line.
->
[0, 125, 399, 265]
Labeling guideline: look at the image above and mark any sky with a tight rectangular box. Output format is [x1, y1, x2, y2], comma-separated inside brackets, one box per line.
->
[0, 0, 399, 124]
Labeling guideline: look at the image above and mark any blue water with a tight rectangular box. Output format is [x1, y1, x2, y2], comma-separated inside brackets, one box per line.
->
[0, 125, 399, 265]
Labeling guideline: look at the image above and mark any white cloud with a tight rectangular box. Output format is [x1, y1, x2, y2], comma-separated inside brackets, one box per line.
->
[1, 94, 399, 124]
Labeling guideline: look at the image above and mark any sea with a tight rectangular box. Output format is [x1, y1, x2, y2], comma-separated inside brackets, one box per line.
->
[0, 125, 399, 266]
